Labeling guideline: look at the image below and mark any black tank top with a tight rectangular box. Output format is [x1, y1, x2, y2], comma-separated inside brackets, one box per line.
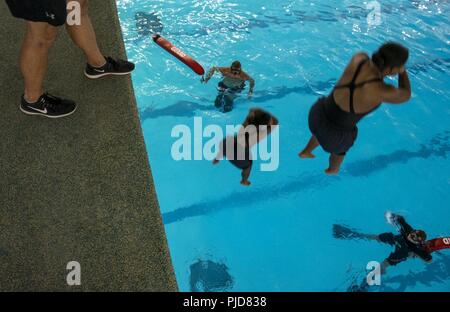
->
[324, 59, 382, 130]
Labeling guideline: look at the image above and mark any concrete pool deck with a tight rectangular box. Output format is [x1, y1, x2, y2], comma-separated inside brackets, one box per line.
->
[0, 0, 177, 291]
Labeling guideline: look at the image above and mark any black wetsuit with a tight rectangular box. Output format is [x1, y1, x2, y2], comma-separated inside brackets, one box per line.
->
[378, 216, 432, 266]
[308, 58, 382, 155]
[6, 0, 67, 26]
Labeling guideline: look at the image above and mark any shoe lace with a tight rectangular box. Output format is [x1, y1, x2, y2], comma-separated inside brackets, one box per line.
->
[42, 93, 61, 110]
[106, 57, 119, 70]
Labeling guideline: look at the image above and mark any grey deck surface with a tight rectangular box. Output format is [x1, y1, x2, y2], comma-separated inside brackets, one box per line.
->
[0, 0, 177, 291]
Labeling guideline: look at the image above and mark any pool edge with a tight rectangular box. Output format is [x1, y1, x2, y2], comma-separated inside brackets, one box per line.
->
[0, 0, 178, 291]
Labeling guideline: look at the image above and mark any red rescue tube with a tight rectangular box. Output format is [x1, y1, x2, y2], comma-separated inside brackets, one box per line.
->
[152, 34, 205, 76]
[426, 237, 450, 253]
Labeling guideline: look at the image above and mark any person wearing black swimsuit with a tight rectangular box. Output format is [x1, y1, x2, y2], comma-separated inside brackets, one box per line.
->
[299, 42, 412, 174]
[213, 108, 278, 186]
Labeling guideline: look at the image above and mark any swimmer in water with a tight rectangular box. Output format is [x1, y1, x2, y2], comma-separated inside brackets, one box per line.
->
[299, 42, 412, 174]
[202, 61, 255, 112]
[333, 213, 432, 291]
[213, 108, 278, 186]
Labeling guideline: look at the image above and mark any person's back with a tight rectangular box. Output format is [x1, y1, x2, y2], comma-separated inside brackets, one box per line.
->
[300, 42, 412, 174]
[5, 0, 135, 118]
[333, 53, 384, 114]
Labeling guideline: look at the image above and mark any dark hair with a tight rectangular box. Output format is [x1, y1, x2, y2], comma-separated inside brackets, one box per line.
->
[231, 60, 241, 69]
[244, 108, 272, 127]
[372, 42, 409, 71]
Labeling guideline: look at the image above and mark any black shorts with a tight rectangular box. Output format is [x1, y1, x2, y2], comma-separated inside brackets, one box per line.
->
[308, 96, 358, 156]
[221, 136, 252, 170]
[6, 0, 67, 26]
[218, 81, 245, 93]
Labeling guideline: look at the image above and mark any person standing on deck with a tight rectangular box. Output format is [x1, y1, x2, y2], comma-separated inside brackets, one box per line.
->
[6, 0, 135, 118]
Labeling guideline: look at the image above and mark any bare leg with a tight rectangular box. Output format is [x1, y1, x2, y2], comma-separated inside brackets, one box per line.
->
[65, 0, 106, 67]
[20, 22, 58, 103]
[240, 165, 252, 186]
[299, 135, 319, 158]
[325, 153, 345, 174]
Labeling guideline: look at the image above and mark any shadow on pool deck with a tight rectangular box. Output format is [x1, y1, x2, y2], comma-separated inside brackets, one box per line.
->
[0, 1, 177, 291]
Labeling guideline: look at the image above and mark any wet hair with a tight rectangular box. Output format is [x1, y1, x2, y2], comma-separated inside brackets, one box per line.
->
[231, 61, 241, 69]
[372, 42, 409, 71]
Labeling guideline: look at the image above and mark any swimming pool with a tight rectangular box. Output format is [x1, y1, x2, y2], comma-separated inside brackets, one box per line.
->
[116, 0, 450, 291]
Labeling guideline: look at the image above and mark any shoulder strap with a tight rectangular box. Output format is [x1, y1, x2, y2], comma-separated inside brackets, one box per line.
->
[335, 58, 383, 114]
[351, 59, 369, 85]
[335, 59, 369, 90]
[348, 59, 368, 113]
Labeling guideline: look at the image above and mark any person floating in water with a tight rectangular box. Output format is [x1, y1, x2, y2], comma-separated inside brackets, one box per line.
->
[213, 108, 278, 186]
[333, 212, 432, 291]
[299, 42, 412, 174]
[202, 61, 255, 112]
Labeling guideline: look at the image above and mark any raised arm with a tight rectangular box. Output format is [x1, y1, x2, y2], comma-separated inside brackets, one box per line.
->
[203, 67, 219, 83]
[395, 215, 414, 236]
[380, 70, 411, 104]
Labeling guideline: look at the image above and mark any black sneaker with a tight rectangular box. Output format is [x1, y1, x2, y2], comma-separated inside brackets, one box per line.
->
[84, 56, 135, 79]
[20, 93, 77, 118]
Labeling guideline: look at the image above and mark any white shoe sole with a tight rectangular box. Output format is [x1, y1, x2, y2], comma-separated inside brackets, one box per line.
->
[84, 71, 133, 79]
[20, 105, 77, 119]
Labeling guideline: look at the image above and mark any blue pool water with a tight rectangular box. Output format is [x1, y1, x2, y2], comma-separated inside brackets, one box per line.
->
[116, 0, 450, 291]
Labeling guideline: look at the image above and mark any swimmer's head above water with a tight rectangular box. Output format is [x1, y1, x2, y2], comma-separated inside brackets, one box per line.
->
[372, 42, 409, 77]
[243, 108, 278, 128]
[408, 230, 427, 246]
[386, 212, 428, 246]
[230, 61, 242, 76]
